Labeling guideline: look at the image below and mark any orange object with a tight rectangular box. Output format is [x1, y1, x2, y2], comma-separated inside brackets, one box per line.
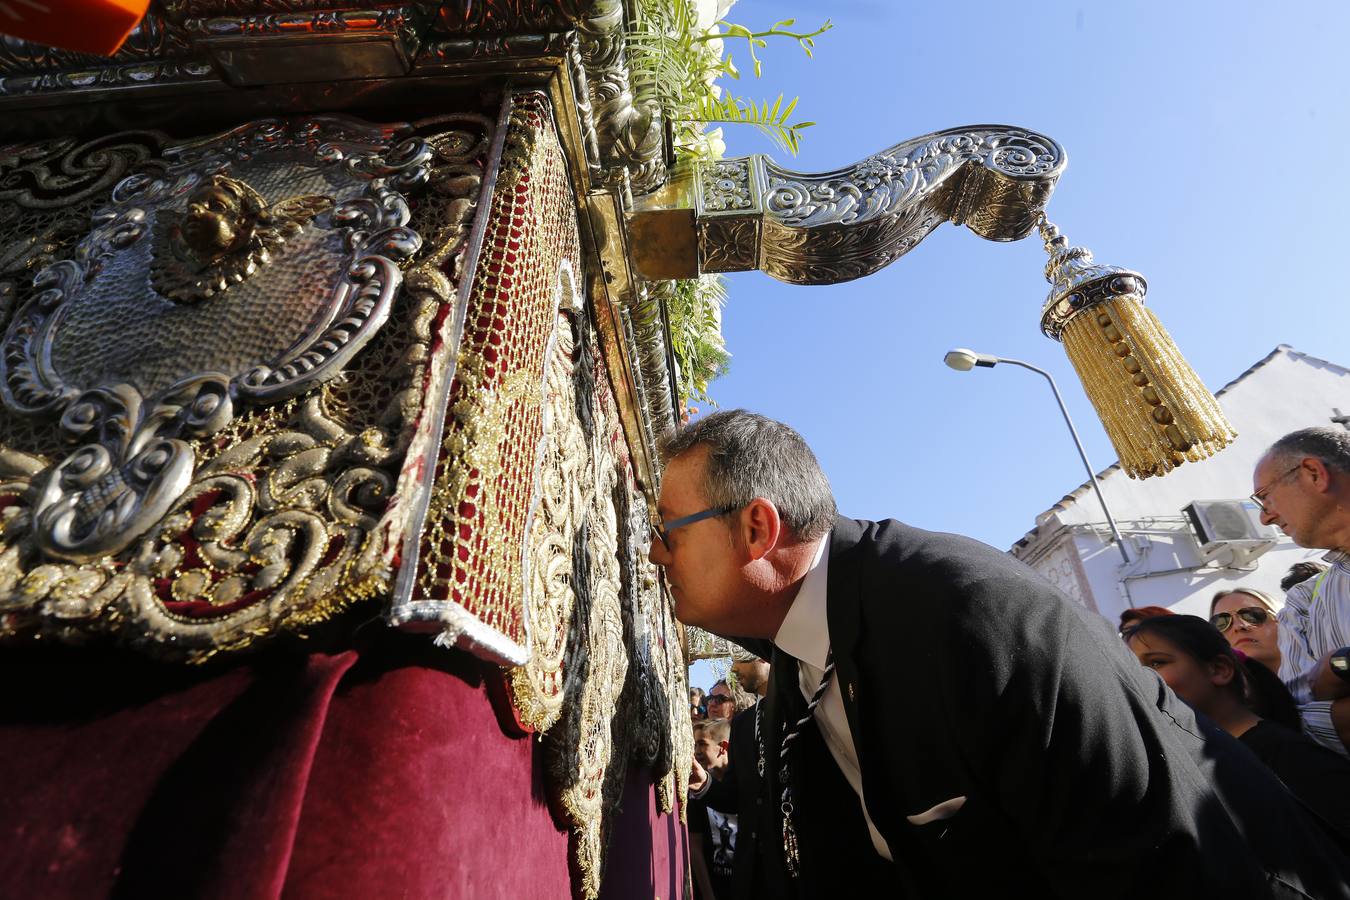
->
[0, 0, 150, 56]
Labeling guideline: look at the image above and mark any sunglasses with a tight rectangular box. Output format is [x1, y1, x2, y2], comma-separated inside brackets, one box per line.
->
[707, 695, 734, 705]
[1209, 607, 1271, 633]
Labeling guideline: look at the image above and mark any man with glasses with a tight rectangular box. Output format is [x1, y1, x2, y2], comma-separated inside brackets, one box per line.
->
[1252, 426, 1350, 756]
[654, 409, 1350, 898]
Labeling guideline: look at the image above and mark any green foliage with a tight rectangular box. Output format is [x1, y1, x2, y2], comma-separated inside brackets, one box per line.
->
[627, 1, 829, 159]
[692, 92, 812, 156]
[709, 18, 830, 74]
[625, 1, 828, 405]
[665, 275, 731, 407]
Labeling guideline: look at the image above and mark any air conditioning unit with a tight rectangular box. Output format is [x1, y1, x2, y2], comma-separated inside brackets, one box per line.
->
[1182, 500, 1279, 567]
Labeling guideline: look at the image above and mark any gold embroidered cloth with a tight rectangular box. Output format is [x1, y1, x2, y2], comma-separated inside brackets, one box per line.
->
[0, 107, 496, 661]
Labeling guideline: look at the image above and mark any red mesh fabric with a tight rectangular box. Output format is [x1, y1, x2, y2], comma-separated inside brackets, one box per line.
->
[416, 92, 578, 649]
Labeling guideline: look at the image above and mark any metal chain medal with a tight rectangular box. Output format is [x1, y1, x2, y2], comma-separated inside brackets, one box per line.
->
[754, 700, 765, 778]
[774, 648, 836, 879]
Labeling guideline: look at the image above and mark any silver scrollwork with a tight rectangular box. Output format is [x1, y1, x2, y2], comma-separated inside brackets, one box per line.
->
[33, 374, 231, 561]
[692, 126, 1066, 286]
[0, 115, 431, 561]
[575, 0, 666, 194]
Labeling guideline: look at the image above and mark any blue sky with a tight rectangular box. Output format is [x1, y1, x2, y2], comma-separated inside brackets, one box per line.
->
[698, 0, 1350, 551]
[686, 0, 1350, 689]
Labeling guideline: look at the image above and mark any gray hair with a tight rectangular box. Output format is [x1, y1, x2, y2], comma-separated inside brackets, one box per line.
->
[1265, 426, 1350, 474]
[661, 409, 836, 541]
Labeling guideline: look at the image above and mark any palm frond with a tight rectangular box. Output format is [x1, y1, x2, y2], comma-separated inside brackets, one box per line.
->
[625, 0, 829, 403]
[688, 93, 813, 156]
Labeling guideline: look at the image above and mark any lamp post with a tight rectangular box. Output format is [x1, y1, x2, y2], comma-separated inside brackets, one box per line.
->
[944, 348, 1131, 564]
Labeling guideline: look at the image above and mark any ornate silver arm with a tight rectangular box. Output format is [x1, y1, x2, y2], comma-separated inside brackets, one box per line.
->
[629, 125, 1065, 285]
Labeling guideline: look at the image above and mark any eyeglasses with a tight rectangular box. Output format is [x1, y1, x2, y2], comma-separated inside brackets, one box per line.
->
[647, 505, 739, 552]
[1250, 464, 1303, 511]
[1209, 607, 1271, 633]
[707, 694, 734, 705]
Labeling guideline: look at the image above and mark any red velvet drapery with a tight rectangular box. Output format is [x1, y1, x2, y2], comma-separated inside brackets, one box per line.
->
[0, 637, 685, 899]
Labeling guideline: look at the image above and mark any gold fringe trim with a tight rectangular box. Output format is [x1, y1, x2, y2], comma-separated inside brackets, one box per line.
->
[1061, 296, 1236, 479]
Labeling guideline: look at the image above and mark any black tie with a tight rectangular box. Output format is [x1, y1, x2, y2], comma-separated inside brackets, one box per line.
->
[767, 645, 835, 879]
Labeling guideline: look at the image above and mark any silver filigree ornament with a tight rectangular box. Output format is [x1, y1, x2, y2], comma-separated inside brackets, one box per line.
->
[0, 117, 432, 563]
[679, 125, 1065, 286]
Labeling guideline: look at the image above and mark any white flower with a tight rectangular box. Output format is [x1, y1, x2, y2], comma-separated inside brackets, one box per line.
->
[692, 0, 736, 31]
[704, 127, 726, 159]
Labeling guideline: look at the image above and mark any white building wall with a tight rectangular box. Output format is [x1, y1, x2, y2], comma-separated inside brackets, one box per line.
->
[1013, 347, 1349, 624]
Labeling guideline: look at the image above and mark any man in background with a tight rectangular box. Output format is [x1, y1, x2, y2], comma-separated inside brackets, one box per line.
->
[734, 655, 766, 701]
[1254, 426, 1350, 754]
[1283, 561, 1328, 593]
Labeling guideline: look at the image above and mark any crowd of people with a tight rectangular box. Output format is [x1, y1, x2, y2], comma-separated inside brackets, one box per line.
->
[687, 658, 770, 900]
[656, 411, 1350, 898]
[1120, 569, 1350, 842]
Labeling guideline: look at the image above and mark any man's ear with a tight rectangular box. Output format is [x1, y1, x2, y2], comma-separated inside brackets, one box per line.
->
[718, 740, 730, 755]
[739, 497, 782, 561]
[1306, 457, 1335, 494]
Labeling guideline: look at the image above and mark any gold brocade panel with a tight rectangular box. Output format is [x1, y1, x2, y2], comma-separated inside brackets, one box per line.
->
[411, 92, 570, 661]
[415, 91, 690, 898]
[0, 109, 497, 660]
[529, 266, 690, 896]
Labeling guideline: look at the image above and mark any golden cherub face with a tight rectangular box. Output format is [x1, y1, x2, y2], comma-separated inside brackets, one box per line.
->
[180, 178, 260, 260]
[152, 173, 332, 304]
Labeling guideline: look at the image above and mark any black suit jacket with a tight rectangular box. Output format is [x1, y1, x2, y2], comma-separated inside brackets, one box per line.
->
[704, 697, 892, 899]
[740, 516, 1350, 899]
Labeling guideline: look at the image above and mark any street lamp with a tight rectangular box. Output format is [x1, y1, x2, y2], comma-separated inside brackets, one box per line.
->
[944, 348, 1131, 564]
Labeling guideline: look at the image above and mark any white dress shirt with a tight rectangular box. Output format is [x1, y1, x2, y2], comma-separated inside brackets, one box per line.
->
[773, 533, 893, 861]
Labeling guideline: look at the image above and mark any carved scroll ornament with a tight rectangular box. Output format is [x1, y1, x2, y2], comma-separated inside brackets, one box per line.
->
[630, 125, 1067, 285]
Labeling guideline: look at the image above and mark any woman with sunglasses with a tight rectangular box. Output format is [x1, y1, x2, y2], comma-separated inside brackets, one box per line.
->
[1209, 588, 1282, 674]
[1126, 615, 1350, 842]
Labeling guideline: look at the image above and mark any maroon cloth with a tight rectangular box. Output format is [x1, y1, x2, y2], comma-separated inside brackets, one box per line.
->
[0, 636, 685, 899]
[599, 761, 688, 900]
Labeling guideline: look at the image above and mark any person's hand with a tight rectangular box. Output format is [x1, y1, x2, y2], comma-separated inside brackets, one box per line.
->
[1311, 648, 1350, 701]
[689, 756, 709, 795]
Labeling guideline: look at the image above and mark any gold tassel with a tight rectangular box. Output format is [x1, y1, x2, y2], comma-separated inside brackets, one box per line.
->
[1039, 220, 1236, 478]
